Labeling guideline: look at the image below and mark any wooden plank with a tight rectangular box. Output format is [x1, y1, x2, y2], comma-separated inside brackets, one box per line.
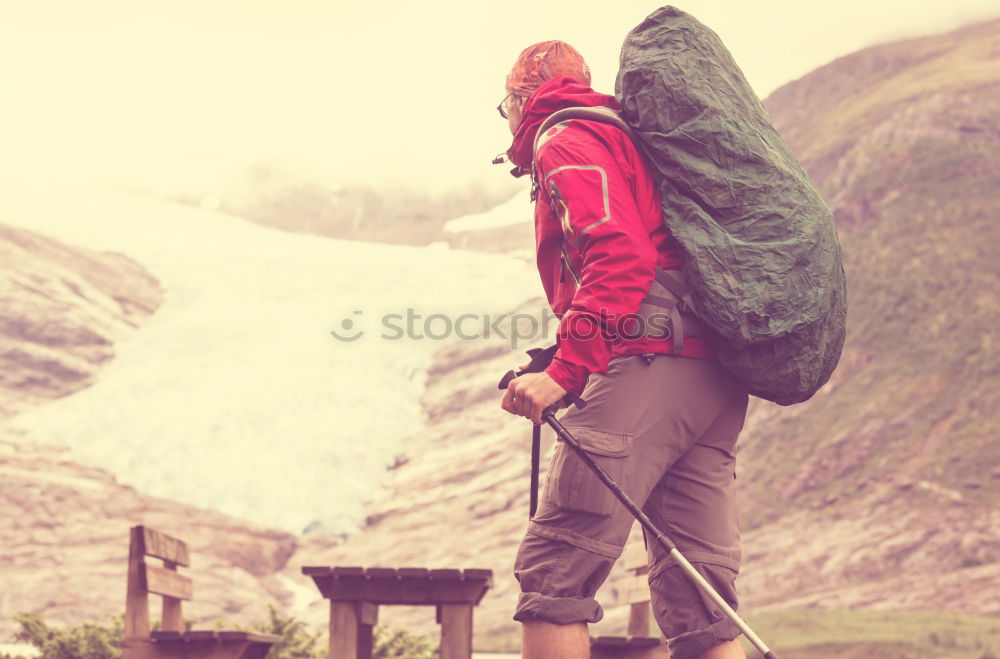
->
[397, 568, 432, 604]
[428, 569, 491, 604]
[125, 526, 151, 642]
[152, 630, 281, 645]
[591, 636, 667, 659]
[330, 570, 370, 601]
[305, 565, 491, 605]
[146, 634, 272, 659]
[364, 568, 401, 602]
[140, 526, 190, 567]
[398, 568, 431, 604]
[122, 638, 165, 659]
[437, 603, 472, 659]
[217, 631, 281, 644]
[463, 570, 493, 604]
[591, 637, 662, 648]
[142, 562, 193, 601]
[237, 644, 275, 659]
[302, 566, 333, 576]
[332, 566, 367, 577]
[592, 636, 629, 647]
[462, 569, 493, 580]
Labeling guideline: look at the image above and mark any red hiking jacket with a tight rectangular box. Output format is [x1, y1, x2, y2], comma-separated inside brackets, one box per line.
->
[507, 76, 715, 396]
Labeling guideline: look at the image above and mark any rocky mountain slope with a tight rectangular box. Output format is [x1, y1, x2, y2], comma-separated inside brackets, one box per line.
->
[0, 224, 301, 636]
[0, 434, 299, 633]
[183, 168, 521, 248]
[0, 224, 163, 418]
[282, 16, 1000, 649]
[739, 13, 1000, 597]
[1, 15, 998, 654]
[0, 176, 543, 642]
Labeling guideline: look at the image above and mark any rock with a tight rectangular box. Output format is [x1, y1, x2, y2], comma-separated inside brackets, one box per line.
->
[0, 224, 163, 418]
[0, 226, 300, 636]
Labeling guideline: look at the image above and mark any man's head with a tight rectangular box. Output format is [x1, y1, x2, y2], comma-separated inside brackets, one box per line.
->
[502, 40, 591, 133]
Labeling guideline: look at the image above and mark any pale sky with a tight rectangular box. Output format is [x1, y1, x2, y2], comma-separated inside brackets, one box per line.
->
[1, 1, 996, 197]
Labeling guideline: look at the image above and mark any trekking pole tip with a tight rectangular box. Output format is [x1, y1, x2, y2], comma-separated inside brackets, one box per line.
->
[763, 651, 779, 659]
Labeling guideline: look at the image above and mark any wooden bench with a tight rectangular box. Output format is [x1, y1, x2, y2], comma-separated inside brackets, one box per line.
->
[591, 541, 668, 659]
[302, 566, 492, 659]
[123, 525, 280, 659]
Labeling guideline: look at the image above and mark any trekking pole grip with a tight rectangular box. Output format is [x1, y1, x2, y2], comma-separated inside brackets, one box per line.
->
[498, 370, 517, 391]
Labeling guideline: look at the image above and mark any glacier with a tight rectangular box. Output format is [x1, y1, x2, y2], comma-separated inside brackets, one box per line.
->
[0, 180, 541, 534]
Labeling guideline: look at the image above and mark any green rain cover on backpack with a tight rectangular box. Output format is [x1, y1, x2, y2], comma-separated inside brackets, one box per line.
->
[615, 6, 847, 405]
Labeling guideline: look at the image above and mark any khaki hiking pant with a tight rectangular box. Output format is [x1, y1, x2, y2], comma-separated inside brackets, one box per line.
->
[513, 353, 749, 659]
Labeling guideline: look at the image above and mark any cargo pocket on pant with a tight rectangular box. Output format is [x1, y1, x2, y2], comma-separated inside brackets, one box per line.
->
[547, 427, 633, 517]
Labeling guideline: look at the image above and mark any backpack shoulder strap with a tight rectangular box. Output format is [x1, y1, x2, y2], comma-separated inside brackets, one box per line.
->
[530, 106, 640, 202]
[532, 106, 639, 158]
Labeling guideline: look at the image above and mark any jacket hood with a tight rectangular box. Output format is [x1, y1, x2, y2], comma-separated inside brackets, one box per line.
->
[506, 75, 619, 175]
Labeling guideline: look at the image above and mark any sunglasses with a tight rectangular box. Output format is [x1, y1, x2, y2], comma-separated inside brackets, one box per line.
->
[497, 93, 514, 119]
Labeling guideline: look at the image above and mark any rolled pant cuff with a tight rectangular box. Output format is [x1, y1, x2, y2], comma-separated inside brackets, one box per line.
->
[513, 591, 604, 625]
[667, 617, 742, 659]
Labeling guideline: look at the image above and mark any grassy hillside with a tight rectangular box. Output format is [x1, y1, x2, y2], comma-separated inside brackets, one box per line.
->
[742, 609, 1000, 658]
[277, 17, 1000, 651]
[738, 18, 1000, 532]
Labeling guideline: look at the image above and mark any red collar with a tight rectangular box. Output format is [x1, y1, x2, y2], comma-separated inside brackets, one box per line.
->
[505, 76, 619, 176]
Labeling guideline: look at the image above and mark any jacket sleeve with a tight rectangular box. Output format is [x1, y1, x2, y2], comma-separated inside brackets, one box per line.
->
[535, 123, 659, 395]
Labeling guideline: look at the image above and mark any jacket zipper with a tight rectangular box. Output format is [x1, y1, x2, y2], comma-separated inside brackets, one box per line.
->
[560, 244, 582, 288]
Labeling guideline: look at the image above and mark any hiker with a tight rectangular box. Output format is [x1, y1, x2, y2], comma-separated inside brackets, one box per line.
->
[498, 41, 751, 659]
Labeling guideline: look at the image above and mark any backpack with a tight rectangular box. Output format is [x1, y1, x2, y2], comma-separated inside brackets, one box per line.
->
[533, 6, 847, 406]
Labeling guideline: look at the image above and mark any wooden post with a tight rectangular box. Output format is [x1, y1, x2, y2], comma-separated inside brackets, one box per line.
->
[622, 542, 654, 639]
[356, 602, 378, 659]
[124, 526, 150, 641]
[627, 601, 651, 637]
[161, 560, 184, 632]
[329, 602, 359, 659]
[329, 601, 377, 659]
[437, 603, 473, 659]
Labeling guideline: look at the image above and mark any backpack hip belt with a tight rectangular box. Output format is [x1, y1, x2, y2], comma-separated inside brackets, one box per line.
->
[635, 267, 707, 354]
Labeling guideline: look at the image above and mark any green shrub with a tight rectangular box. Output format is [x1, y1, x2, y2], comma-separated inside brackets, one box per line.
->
[373, 626, 440, 659]
[6, 609, 439, 659]
[10, 612, 123, 659]
[249, 606, 324, 659]
[246, 605, 440, 659]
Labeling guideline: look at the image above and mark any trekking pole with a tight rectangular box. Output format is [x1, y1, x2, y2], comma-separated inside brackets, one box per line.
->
[541, 406, 780, 659]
